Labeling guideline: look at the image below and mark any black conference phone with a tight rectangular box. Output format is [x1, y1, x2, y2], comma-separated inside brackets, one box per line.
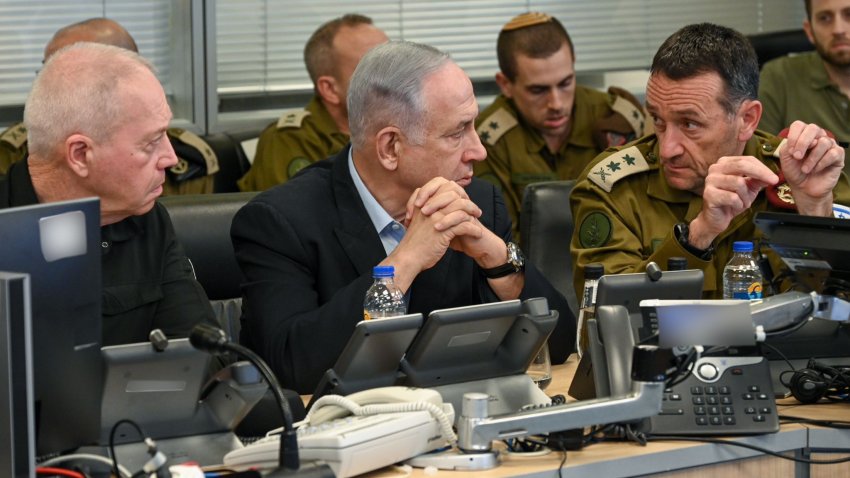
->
[585, 305, 779, 436]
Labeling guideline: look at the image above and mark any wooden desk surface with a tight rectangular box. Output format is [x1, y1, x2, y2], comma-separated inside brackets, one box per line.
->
[362, 354, 848, 478]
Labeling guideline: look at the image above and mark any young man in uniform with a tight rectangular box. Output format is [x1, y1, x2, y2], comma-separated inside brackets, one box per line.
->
[238, 14, 388, 191]
[475, 12, 648, 241]
[0, 18, 219, 195]
[571, 23, 850, 299]
[759, 0, 850, 172]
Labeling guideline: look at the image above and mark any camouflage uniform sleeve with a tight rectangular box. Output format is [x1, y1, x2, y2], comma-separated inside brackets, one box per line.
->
[0, 123, 28, 176]
[570, 146, 710, 299]
[238, 112, 316, 192]
[474, 108, 521, 240]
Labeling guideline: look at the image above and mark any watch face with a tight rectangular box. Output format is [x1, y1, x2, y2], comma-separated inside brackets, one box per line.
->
[507, 242, 525, 269]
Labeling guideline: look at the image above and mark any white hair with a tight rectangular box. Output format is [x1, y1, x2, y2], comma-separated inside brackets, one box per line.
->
[347, 41, 451, 150]
[24, 42, 157, 159]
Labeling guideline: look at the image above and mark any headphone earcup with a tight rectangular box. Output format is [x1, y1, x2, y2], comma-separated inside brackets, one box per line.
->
[789, 369, 828, 404]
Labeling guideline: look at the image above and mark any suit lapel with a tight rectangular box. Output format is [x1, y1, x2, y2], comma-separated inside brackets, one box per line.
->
[329, 147, 387, 275]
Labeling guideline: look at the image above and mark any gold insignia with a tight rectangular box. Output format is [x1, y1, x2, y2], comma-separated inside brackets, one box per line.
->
[0, 122, 28, 149]
[775, 183, 794, 205]
[587, 146, 650, 193]
[170, 158, 189, 175]
[476, 108, 517, 146]
[276, 109, 311, 129]
[167, 128, 220, 175]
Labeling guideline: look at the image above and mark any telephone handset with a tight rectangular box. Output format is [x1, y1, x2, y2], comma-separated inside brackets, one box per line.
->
[224, 386, 456, 478]
[307, 386, 447, 425]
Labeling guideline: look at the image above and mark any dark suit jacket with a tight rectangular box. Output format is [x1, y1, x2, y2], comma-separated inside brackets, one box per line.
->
[231, 146, 575, 393]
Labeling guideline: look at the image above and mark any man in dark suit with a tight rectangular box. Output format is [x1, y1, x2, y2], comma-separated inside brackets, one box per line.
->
[231, 41, 574, 393]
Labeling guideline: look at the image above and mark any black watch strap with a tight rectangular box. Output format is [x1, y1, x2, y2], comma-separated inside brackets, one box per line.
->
[481, 241, 525, 279]
[674, 222, 714, 260]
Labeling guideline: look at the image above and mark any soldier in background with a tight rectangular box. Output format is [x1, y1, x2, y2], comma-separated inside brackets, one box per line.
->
[475, 12, 648, 242]
[238, 14, 388, 191]
[0, 18, 218, 195]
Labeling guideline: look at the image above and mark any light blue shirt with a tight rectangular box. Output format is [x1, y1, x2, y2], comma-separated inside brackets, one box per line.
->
[348, 149, 406, 255]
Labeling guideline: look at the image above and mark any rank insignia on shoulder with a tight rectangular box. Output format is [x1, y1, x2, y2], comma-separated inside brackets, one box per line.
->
[588, 145, 649, 193]
[277, 109, 311, 129]
[476, 108, 517, 146]
[0, 123, 27, 149]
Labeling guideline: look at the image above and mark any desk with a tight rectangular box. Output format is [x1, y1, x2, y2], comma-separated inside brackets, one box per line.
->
[366, 355, 850, 478]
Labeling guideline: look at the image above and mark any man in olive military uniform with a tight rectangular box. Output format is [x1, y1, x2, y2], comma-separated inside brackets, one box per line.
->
[571, 23, 850, 300]
[238, 14, 388, 191]
[475, 12, 648, 241]
[0, 18, 219, 195]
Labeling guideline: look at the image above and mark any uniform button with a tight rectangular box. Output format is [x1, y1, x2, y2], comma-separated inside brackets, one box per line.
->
[762, 143, 775, 153]
[647, 152, 657, 162]
[101, 241, 109, 248]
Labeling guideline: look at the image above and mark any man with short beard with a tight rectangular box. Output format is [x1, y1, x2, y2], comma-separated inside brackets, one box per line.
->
[759, 0, 850, 172]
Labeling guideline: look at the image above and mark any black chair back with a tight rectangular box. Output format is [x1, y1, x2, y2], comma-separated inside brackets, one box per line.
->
[520, 180, 579, 317]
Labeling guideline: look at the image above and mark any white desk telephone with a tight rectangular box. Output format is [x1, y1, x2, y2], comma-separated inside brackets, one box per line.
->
[223, 386, 456, 478]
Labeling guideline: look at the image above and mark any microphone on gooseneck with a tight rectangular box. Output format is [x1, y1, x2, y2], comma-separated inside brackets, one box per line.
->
[190, 323, 300, 471]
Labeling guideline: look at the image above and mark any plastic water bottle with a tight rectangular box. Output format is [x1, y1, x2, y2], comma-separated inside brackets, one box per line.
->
[577, 263, 604, 356]
[363, 265, 406, 320]
[723, 241, 764, 300]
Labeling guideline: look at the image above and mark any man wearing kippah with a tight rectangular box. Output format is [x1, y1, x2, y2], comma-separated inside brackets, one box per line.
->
[475, 12, 648, 242]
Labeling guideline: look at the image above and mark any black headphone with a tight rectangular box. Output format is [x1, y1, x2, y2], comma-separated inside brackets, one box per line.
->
[787, 359, 850, 404]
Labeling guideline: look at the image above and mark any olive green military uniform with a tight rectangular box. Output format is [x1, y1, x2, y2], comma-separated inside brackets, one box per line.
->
[237, 96, 349, 191]
[0, 122, 218, 195]
[570, 131, 850, 299]
[475, 86, 646, 241]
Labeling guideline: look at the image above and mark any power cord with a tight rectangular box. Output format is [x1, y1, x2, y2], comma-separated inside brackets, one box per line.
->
[109, 419, 171, 478]
[40, 453, 132, 478]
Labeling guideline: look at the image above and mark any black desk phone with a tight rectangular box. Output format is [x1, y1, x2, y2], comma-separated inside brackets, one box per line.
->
[584, 305, 779, 436]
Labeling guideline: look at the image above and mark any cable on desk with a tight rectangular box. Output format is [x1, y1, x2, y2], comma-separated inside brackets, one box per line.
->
[39, 453, 132, 478]
[35, 467, 86, 478]
[646, 435, 850, 465]
[779, 415, 850, 429]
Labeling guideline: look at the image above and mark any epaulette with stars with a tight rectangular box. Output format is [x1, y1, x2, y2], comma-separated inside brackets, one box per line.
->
[588, 145, 650, 192]
[276, 108, 311, 129]
[476, 108, 517, 146]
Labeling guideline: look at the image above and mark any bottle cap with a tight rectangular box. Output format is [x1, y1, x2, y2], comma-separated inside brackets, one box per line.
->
[667, 256, 688, 270]
[372, 265, 395, 278]
[584, 263, 604, 280]
[732, 241, 754, 253]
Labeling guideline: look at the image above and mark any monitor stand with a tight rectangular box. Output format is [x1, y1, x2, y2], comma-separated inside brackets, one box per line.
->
[78, 431, 243, 472]
[431, 373, 550, 423]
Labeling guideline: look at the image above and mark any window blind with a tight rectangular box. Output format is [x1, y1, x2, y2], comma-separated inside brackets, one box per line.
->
[215, 0, 806, 96]
[0, 0, 172, 107]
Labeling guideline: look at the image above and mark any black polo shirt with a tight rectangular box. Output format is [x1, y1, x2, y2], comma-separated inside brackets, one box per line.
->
[0, 159, 216, 345]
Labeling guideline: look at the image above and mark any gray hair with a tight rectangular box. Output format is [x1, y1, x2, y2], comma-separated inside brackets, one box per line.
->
[24, 42, 156, 159]
[347, 41, 451, 150]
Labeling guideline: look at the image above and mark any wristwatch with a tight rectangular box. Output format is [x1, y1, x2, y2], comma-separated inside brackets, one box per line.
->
[481, 241, 526, 278]
[673, 222, 714, 260]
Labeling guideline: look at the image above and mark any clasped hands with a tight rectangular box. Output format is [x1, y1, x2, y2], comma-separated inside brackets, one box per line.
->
[689, 121, 844, 249]
[381, 177, 509, 292]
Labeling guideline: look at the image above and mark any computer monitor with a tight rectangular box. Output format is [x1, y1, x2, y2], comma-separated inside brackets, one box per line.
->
[753, 211, 850, 361]
[0, 272, 35, 478]
[0, 198, 103, 456]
